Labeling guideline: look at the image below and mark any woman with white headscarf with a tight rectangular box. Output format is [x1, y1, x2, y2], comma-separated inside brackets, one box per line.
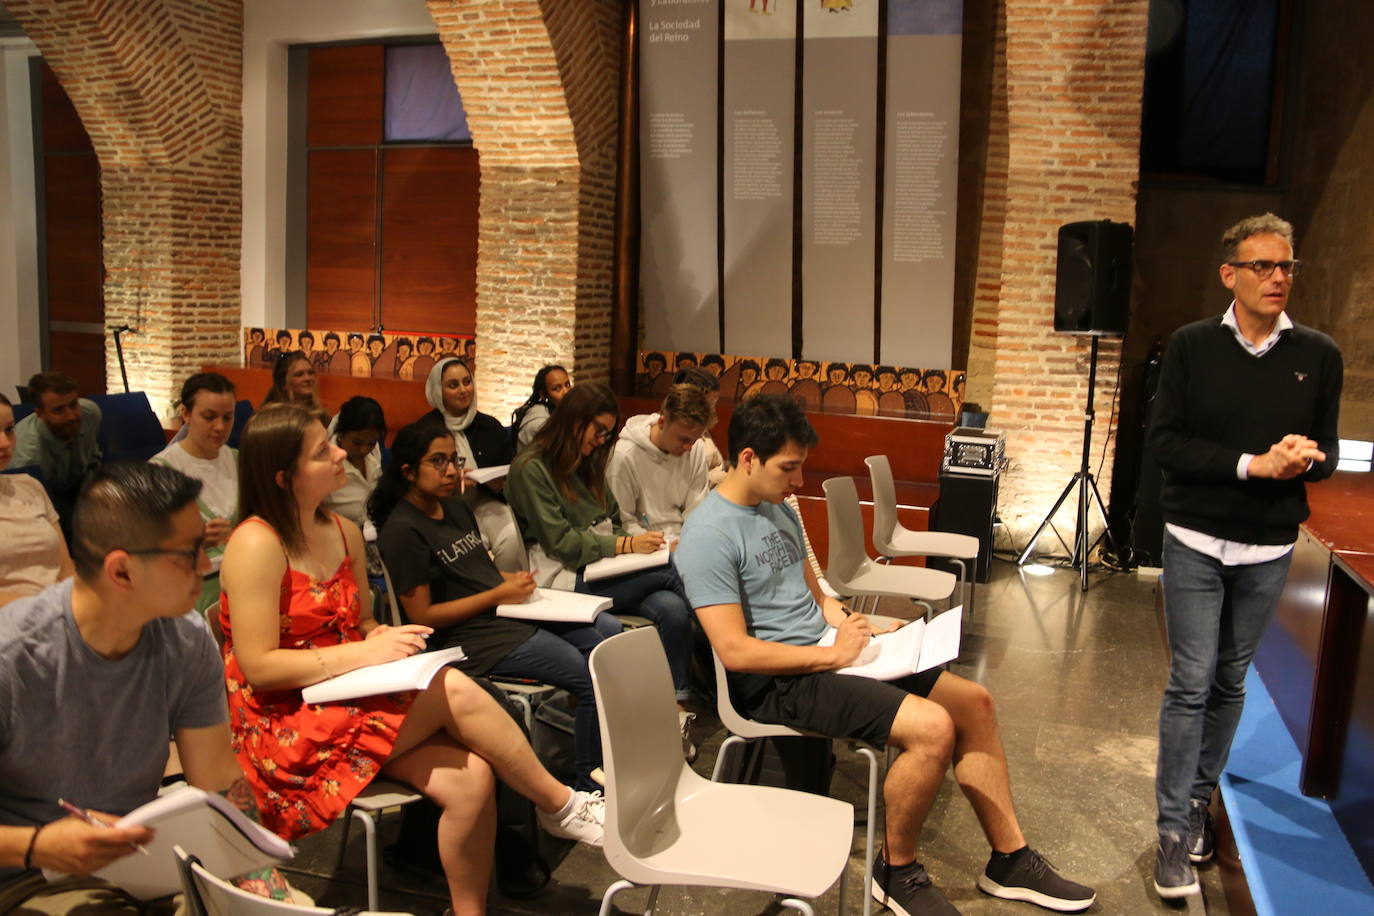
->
[421, 357, 523, 570]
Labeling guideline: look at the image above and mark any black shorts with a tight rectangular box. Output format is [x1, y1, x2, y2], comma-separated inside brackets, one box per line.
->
[733, 668, 944, 748]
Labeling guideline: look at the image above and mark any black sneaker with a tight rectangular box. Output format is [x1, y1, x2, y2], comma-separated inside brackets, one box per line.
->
[1154, 833, 1200, 899]
[977, 847, 1095, 912]
[871, 853, 961, 916]
[1187, 798, 1215, 863]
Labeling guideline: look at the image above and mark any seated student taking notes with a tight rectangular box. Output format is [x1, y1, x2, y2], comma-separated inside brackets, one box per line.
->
[374, 418, 620, 792]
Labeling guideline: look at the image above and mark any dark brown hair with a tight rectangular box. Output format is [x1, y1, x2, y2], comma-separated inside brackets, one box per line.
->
[27, 371, 79, 401]
[237, 403, 329, 556]
[519, 382, 619, 502]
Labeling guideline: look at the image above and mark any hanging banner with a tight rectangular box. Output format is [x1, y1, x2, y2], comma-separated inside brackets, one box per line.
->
[640, 0, 721, 352]
[880, 0, 962, 368]
[721, 0, 797, 357]
[800, 0, 879, 363]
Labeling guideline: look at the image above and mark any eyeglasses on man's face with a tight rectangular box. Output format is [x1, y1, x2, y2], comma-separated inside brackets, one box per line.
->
[1227, 259, 1301, 280]
[122, 535, 209, 568]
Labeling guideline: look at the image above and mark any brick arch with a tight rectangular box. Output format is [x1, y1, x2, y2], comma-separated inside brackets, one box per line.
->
[427, 0, 621, 416]
[6, 0, 242, 413]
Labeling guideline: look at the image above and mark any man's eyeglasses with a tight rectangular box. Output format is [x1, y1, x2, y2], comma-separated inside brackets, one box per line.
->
[420, 452, 465, 472]
[122, 536, 208, 567]
[1227, 259, 1301, 279]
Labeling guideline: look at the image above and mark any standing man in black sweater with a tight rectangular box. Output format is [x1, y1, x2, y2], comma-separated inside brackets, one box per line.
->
[1148, 213, 1342, 899]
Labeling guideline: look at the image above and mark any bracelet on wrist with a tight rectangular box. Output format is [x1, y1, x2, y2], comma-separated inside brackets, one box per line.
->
[24, 823, 44, 870]
[311, 647, 333, 680]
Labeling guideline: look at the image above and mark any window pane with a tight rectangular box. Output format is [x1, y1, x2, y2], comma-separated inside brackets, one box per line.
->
[385, 44, 470, 142]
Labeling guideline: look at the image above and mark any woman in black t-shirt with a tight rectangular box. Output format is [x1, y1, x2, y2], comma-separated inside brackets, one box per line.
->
[373, 418, 620, 792]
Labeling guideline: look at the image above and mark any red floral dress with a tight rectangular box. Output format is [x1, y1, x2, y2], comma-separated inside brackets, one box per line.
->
[220, 517, 414, 840]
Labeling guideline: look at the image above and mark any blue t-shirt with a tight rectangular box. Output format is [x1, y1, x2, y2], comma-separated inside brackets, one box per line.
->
[676, 490, 829, 647]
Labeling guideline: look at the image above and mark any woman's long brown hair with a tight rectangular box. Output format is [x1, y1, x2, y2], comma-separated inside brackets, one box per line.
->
[518, 382, 620, 502]
[237, 403, 329, 556]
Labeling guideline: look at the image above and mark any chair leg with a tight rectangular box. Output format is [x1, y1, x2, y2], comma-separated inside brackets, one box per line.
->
[597, 878, 636, 916]
[855, 746, 879, 916]
[508, 692, 534, 732]
[710, 734, 746, 783]
[643, 884, 663, 915]
[780, 898, 816, 915]
[836, 854, 848, 916]
[354, 808, 380, 912]
[334, 803, 355, 873]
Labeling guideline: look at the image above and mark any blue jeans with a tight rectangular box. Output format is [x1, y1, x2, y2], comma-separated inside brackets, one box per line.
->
[488, 613, 622, 792]
[1156, 530, 1293, 837]
[578, 564, 694, 702]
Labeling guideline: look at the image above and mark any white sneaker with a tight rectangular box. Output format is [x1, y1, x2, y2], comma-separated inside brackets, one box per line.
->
[537, 789, 605, 847]
[679, 710, 698, 763]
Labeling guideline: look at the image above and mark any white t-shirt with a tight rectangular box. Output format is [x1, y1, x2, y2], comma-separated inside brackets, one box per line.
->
[151, 443, 239, 523]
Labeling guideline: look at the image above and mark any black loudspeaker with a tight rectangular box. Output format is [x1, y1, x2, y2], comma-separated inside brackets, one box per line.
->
[931, 471, 1001, 584]
[1054, 220, 1133, 336]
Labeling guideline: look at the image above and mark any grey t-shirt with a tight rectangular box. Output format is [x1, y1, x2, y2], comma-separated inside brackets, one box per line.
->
[0, 579, 227, 885]
[676, 490, 829, 647]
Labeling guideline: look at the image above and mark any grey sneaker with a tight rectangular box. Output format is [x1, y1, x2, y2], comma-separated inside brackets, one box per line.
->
[679, 709, 698, 762]
[1154, 833, 1200, 899]
[537, 789, 605, 847]
[871, 853, 961, 916]
[977, 847, 1095, 911]
[1187, 798, 1215, 863]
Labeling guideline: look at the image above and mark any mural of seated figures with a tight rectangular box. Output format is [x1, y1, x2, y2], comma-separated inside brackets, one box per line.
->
[245, 328, 476, 380]
[635, 349, 964, 422]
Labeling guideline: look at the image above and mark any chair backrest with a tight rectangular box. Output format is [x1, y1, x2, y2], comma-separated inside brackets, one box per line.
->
[822, 476, 870, 586]
[864, 454, 900, 556]
[227, 399, 254, 449]
[378, 558, 404, 627]
[479, 499, 530, 573]
[89, 391, 167, 462]
[589, 627, 688, 862]
[712, 648, 803, 740]
[175, 846, 410, 916]
[10, 400, 35, 424]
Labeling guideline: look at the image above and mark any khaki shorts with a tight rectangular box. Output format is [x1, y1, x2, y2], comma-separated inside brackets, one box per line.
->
[0, 873, 183, 915]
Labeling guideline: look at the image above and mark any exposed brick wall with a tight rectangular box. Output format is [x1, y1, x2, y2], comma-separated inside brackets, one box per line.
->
[7, 0, 242, 417]
[969, 0, 1148, 553]
[426, 0, 621, 419]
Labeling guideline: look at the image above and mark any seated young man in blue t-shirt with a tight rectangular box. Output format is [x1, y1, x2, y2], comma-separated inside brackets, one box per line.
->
[676, 395, 1094, 916]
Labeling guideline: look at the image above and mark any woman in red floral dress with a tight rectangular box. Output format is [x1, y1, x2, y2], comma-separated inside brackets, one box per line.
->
[219, 404, 604, 916]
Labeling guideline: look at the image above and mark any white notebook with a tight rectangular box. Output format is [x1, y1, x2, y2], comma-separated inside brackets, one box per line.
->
[47, 787, 293, 901]
[582, 546, 671, 582]
[301, 646, 467, 704]
[816, 608, 962, 681]
[467, 464, 510, 485]
[497, 588, 613, 623]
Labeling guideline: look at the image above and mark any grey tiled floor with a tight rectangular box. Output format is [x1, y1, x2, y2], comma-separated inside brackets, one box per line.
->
[281, 560, 1227, 914]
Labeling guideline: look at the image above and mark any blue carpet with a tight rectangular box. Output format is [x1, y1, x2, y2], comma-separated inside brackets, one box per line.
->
[1220, 668, 1374, 915]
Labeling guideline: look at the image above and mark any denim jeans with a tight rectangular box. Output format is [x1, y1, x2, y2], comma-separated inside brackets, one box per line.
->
[578, 563, 694, 702]
[1156, 530, 1293, 837]
[488, 613, 622, 791]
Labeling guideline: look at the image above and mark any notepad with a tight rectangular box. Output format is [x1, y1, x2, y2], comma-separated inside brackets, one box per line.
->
[816, 608, 962, 680]
[497, 588, 613, 623]
[582, 546, 671, 582]
[47, 786, 293, 901]
[301, 646, 467, 704]
[467, 464, 510, 485]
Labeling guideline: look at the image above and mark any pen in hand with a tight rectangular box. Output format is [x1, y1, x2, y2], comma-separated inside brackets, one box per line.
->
[57, 798, 151, 856]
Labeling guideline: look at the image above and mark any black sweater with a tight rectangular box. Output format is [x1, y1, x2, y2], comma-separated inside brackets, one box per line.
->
[1147, 316, 1342, 544]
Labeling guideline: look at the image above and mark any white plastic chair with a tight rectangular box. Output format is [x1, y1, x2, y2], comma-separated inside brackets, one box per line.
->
[865, 454, 979, 612]
[709, 649, 881, 916]
[175, 845, 412, 915]
[823, 476, 957, 619]
[589, 627, 853, 916]
[335, 781, 424, 912]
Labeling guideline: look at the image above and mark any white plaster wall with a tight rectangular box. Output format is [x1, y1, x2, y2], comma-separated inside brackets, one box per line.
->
[241, 0, 436, 331]
[0, 37, 41, 400]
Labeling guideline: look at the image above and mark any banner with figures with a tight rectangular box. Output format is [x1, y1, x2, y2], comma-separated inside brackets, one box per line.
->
[244, 328, 475, 381]
[636, 349, 964, 422]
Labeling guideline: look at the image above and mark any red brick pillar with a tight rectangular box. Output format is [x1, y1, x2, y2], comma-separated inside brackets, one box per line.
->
[7, 0, 242, 415]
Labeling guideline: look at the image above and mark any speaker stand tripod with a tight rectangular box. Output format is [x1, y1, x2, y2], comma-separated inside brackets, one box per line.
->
[1017, 335, 1120, 592]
